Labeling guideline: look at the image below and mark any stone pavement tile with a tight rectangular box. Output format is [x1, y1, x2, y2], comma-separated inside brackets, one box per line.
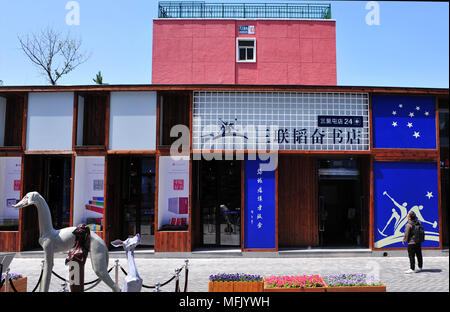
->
[6, 256, 448, 292]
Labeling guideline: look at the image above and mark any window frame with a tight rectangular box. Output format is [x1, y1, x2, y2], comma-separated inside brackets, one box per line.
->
[236, 38, 256, 63]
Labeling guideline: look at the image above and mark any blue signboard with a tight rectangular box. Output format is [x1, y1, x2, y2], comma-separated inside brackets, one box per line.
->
[374, 162, 439, 248]
[372, 95, 436, 149]
[238, 25, 255, 34]
[244, 156, 276, 249]
[318, 115, 363, 128]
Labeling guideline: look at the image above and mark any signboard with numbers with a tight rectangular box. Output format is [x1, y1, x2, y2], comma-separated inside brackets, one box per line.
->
[244, 156, 276, 249]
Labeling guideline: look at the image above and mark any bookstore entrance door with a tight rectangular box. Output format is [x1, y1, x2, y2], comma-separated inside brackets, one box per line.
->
[199, 160, 241, 247]
[118, 156, 156, 246]
[318, 158, 368, 247]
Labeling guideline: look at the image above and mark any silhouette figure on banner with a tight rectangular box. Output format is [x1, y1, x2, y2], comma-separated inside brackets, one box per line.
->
[375, 191, 439, 248]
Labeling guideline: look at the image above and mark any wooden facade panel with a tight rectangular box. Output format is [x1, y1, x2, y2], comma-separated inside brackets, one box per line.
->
[278, 155, 318, 247]
[105, 155, 121, 246]
[82, 95, 107, 146]
[360, 156, 371, 247]
[0, 232, 19, 251]
[4, 95, 24, 147]
[374, 149, 439, 161]
[155, 231, 191, 252]
[159, 92, 190, 146]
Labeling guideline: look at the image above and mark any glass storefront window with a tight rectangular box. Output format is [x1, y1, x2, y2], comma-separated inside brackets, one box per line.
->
[157, 156, 190, 231]
[73, 156, 105, 231]
[0, 157, 21, 231]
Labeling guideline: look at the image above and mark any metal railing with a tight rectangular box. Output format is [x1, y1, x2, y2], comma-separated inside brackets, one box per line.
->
[158, 2, 331, 19]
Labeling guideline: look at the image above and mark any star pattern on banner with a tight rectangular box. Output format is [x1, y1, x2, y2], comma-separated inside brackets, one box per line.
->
[390, 102, 433, 141]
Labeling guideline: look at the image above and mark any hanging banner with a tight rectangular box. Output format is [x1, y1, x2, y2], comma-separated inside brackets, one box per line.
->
[374, 161, 440, 248]
[244, 156, 276, 249]
[0, 157, 22, 223]
[157, 156, 190, 231]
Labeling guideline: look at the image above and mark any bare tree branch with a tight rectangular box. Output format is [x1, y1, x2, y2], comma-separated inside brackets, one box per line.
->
[17, 27, 91, 85]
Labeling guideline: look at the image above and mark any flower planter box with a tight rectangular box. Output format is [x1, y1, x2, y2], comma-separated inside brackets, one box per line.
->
[263, 275, 327, 292]
[322, 274, 385, 292]
[209, 281, 263, 292]
[263, 282, 326, 292]
[1, 276, 27, 292]
[325, 284, 386, 292]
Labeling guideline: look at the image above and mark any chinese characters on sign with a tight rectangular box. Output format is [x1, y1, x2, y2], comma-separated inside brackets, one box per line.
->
[250, 167, 265, 230]
[245, 157, 276, 249]
[276, 128, 362, 145]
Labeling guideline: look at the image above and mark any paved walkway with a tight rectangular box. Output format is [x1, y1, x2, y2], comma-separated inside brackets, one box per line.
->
[6, 254, 449, 292]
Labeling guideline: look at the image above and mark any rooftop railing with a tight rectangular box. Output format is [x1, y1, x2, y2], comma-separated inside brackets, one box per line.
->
[158, 2, 331, 19]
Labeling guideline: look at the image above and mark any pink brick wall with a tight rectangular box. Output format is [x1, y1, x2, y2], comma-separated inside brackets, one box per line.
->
[152, 19, 336, 85]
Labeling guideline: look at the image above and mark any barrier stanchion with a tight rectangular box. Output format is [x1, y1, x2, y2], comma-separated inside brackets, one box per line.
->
[184, 259, 189, 292]
[114, 259, 120, 287]
[30, 258, 189, 292]
[4, 267, 9, 292]
[174, 268, 180, 292]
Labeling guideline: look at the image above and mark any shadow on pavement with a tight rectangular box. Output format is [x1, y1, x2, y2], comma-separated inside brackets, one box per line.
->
[419, 269, 442, 273]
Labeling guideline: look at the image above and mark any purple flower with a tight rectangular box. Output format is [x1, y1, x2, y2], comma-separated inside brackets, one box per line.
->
[323, 273, 381, 287]
[209, 273, 262, 282]
[1, 272, 22, 282]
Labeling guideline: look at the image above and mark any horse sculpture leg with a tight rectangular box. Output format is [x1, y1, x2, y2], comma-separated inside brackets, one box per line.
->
[90, 235, 121, 292]
[41, 244, 54, 292]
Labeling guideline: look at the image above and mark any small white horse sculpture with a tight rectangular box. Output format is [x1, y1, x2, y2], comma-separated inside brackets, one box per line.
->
[13, 192, 120, 292]
[111, 234, 143, 292]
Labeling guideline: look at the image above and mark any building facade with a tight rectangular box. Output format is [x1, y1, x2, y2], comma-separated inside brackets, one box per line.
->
[0, 2, 448, 252]
[152, 2, 336, 85]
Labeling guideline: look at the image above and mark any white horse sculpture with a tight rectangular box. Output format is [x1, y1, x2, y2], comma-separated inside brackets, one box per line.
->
[111, 234, 143, 292]
[13, 192, 120, 292]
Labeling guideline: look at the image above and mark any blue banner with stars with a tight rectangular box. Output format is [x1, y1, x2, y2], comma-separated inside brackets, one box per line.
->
[374, 162, 440, 248]
[372, 95, 436, 149]
[244, 156, 276, 249]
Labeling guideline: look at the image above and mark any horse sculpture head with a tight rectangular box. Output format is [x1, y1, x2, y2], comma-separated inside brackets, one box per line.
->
[111, 234, 141, 252]
[13, 191, 41, 209]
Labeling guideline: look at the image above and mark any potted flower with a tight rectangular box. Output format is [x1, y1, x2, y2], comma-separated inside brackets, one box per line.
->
[322, 273, 386, 292]
[209, 273, 263, 292]
[263, 275, 326, 292]
[1, 273, 27, 292]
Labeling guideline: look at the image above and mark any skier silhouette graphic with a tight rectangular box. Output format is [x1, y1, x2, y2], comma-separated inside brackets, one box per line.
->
[375, 191, 439, 248]
[379, 191, 437, 237]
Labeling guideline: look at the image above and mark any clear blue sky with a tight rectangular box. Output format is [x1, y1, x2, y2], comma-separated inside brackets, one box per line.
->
[0, 0, 448, 88]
